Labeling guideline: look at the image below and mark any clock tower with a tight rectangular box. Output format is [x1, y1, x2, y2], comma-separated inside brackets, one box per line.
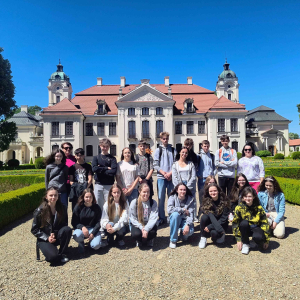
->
[216, 60, 239, 103]
[47, 60, 73, 106]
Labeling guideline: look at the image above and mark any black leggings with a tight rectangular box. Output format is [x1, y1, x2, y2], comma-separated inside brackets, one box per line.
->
[106, 226, 128, 245]
[131, 225, 157, 244]
[38, 226, 72, 262]
[200, 214, 228, 242]
[239, 220, 266, 245]
[218, 177, 234, 196]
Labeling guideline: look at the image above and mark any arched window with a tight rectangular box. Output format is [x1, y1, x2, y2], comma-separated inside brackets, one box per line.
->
[86, 145, 93, 156]
[142, 107, 149, 115]
[232, 141, 238, 152]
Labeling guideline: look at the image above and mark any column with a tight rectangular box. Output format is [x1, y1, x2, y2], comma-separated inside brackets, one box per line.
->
[280, 137, 283, 151]
[265, 137, 268, 150]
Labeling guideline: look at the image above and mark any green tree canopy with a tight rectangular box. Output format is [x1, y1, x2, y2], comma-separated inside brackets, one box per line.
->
[0, 47, 17, 152]
[14, 105, 42, 115]
[289, 132, 299, 140]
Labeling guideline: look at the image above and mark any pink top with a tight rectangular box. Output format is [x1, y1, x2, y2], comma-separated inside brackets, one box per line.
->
[66, 155, 76, 184]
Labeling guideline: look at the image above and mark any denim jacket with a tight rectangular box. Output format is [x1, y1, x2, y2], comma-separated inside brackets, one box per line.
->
[258, 191, 285, 224]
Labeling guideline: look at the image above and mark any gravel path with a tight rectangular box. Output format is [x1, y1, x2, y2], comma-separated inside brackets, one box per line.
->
[0, 179, 299, 299]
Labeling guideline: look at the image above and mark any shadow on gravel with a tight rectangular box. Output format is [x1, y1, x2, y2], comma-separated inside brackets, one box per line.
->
[284, 227, 299, 239]
[0, 212, 33, 237]
[261, 240, 280, 254]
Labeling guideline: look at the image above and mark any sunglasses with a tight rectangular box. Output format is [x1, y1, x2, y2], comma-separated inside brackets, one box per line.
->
[244, 149, 252, 152]
[64, 147, 72, 150]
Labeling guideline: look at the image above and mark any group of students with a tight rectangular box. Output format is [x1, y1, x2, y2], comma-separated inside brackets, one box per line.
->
[31, 132, 286, 264]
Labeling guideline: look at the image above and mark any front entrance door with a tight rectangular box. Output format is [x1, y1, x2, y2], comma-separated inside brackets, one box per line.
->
[268, 145, 274, 156]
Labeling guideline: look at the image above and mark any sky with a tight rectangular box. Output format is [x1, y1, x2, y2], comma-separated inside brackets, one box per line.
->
[1, 0, 300, 133]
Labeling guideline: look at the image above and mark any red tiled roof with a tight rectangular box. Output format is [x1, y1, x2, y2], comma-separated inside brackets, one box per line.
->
[208, 96, 246, 111]
[42, 98, 82, 114]
[289, 139, 300, 146]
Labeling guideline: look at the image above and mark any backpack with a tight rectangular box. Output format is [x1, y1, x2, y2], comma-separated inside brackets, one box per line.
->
[158, 146, 175, 163]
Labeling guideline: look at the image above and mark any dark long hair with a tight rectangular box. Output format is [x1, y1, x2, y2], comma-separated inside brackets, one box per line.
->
[45, 148, 66, 165]
[107, 184, 127, 222]
[242, 142, 256, 157]
[175, 146, 189, 161]
[258, 176, 283, 195]
[77, 188, 97, 206]
[240, 186, 260, 207]
[170, 182, 193, 197]
[40, 187, 64, 227]
[202, 183, 229, 215]
[229, 173, 250, 203]
[120, 147, 136, 164]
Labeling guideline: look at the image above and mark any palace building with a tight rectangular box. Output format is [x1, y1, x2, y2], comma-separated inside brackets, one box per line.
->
[0, 61, 290, 164]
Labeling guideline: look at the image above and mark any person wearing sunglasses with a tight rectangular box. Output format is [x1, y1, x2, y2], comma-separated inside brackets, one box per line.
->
[237, 143, 265, 192]
[61, 142, 76, 196]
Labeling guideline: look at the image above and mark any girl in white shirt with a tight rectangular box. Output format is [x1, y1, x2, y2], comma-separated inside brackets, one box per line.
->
[116, 147, 140, 203]
[101, 184, 129, 247]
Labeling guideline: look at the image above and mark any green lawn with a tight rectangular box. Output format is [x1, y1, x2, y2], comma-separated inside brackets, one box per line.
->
[262, 159, 300, 168]
[0, 169, 45, 176]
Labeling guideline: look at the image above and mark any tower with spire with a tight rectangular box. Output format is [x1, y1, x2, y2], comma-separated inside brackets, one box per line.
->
[216, 60, 239, 103]
[47, 60, 73, 106]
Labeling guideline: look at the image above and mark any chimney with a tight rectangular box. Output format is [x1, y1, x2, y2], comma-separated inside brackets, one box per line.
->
[187, 77, 193, 85]
[164, 76, 169, 87]
[21, 105, 28, 113]
[120, 76, 126, 88]
[97, 77, 102, 86]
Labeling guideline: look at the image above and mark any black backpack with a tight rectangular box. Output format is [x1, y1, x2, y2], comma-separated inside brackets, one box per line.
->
[158, 146, 175, 163]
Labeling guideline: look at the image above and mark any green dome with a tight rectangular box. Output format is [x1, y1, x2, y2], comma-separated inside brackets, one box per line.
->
[219, 70, 236, 79]
[50, 71, 69, 81]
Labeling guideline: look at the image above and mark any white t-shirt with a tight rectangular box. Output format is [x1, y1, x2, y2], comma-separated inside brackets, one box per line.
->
[117, 161, 139, 189]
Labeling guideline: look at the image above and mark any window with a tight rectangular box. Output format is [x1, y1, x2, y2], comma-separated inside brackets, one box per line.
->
[156, 107, 163, 115]
[128, 121, 136, 138]
[97, 122, 105, 136]
[176, 143, 182, 153]
[142, 121, 150, 138]
[187, 121, 194, 134]
[231, 118, 238, 132]
[232, 141, 238, 152]
[198, 121, 205, 134]
[56, 96, 60, 103]
[52, 122, 59, 136]
[86, 145, 93, 156]
[65, 121, 73, 136]
[175, 121, 182, 134]
[156, 120, 163, 138]
[142, 107, 149, 115]
[218, 119, 225, 132]
[86, 123, 93, 136]
[52, 144, 59, 151]
[98, 105, 104, 114]
[186, 103, 193, 113]
[129, 144, 136, 154]
[95, 99, 107, 115]
[199, 143, 202, 152]
[128, 108, 135, 116]
[109, 122, 116, 136]
[228, 94, 231, 100]
[110, 145, 116, 156]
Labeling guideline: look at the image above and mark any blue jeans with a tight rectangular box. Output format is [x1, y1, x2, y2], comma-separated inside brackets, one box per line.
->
[73, 227, 102, 252]
[60, 192, 68, 208]
[157, 178, 174, 220]
[126, 189, 138, 204]
[169, 212, 194, 243]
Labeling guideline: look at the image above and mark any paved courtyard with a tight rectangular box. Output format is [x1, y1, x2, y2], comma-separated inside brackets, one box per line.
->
[0, 177, 299, 299]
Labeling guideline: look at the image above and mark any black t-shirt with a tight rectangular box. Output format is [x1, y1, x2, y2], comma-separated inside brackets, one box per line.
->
[69, 163, 93, 184]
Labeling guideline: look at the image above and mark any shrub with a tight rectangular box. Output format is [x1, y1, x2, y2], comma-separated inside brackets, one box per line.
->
[265, 167, 300, 179]
[256, 150, 272, 157]
[7, 159, 20, 167]
[291, 152, 300, 160]
[275, 177, 300, 205]
[274, 153, 285, 160]
[237, 152, 242, 160]
[0, 174, 44, 186]
[297, 147, 299, 152]
[0, 164, 36, 170]
[0, 161, 3, 167]
[30, 158, 33, 164]
[35, 157, 45, 169]
[0, 182, 45, 229]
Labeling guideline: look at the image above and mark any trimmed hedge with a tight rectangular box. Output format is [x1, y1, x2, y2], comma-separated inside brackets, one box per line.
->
[0, 182, 45, 229]
[275, 177, 300, 205]
[0, 174, 44, 186]
[7, 159, 20, 167]
[292, 151, 300, 160]
[0, 164, 36, 170]
[237, 152, 242, 160]
[274, 153, 284, 159]
[256, 150, 272, 157]
[35, 157, 46, 169]
[265, 167, 300, 179]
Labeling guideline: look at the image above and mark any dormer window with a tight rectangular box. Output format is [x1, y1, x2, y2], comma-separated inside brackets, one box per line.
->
[95, 99, 107, 115]
[184, 98, 195, 113]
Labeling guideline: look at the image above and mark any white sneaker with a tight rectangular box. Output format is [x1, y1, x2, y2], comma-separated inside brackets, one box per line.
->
[216, 233, 225, 244]
[194, 217, 199, 223]
[169, 241, 176, 249]
[136, 241, 140, 247]
[198, 237, 207, 249]
[241, 243, 250, 255]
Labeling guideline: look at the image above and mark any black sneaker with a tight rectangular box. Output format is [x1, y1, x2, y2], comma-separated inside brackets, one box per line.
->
[60, 254, 69, 263]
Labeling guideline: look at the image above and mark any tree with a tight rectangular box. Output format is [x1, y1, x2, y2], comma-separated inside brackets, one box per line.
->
[14, 105, 42, 115]
[0, 47, 17, 152]
[289, 132, 299, 140]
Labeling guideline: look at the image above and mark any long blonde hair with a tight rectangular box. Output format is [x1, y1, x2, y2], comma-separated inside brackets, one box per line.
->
[107, 184, 126, 222]
[137, 183, 150, 225]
